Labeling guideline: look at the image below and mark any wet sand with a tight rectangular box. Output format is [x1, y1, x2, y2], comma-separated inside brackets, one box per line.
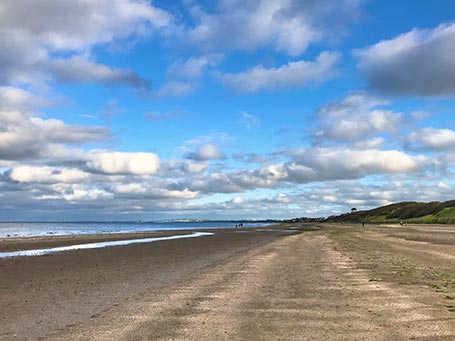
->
[0, 227, 286, 340]
[2, 224, 455, 340]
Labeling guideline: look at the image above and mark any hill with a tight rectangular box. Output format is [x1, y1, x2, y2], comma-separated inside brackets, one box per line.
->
[288, 200, 455, 224]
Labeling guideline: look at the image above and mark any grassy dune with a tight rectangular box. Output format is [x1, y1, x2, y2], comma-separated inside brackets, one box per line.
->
[291, 200, 455, 224]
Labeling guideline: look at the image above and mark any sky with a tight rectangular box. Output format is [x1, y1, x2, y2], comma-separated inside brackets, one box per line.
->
[0, 0, 455, 221]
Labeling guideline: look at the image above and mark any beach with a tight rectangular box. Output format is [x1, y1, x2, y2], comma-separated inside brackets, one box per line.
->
[2, 224, 455, 340]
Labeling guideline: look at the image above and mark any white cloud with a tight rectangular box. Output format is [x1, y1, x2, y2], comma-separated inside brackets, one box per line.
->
[0, 91, 109, 161]
[0, 121, 104, 161]
[231, 152, 270, 164]
[0, 0, 171, 87]
[62, 188, 113, 201]
[233, 164, 287, 189]
[87, 152, 160, 175]
[184, 144, 225, 161]
[352, 137, 385, 149]
[220, 51, 340, 92]
[356, 22, 455, 96]
[175, 172, 243, 194]
[284, 147, 421, 182]
[179, 0, 362, 56]
[48, 56, 149, 88]
[0, 86, 48, 111]
[315, 92, 402, 141]
[30, 118, 109, 144]
[173, 145, 425, 195]
[113, 183, 198, 199]
[160, 160, 209, 175]
[39, 185, 113, 202]
[167, 54, 223, 79]
[8, 166, 88, 184]
[407, 128, 455, 151]
[0, 0, 171, 50]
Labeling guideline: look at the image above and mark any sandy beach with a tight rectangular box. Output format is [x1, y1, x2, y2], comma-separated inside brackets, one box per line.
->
[2, 224, 455, 340]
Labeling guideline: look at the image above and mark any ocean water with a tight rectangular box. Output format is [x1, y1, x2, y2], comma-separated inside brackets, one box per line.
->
[0, 221, 270, 238]
[0, 232, 214, 258]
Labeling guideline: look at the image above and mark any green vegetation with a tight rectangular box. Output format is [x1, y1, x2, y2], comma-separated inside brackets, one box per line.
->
[328, 226, 455, 313]
[288, 200, 455, 224]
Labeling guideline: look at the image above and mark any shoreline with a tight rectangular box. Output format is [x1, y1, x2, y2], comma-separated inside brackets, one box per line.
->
[0, 222, 293, 253]
[0, 231, 215, 258]
[0, 221, 274, 240]
[0, 229, 194, 253]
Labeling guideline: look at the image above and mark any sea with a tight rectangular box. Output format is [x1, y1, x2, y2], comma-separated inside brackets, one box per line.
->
[0, 221, 272, 238]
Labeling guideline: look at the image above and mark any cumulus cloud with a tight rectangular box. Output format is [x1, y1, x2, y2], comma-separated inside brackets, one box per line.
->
[220, 51, 340, 92]
[86, 152, 160, 175]
[184, 144, 225, 161]
[232, 153, 270, 164]
[38, 185, 113, 202]
[283, 147, 422, 183]
[407, 128, 455, 151]
[173, 145, 425, 195]
[356, 22, 455, 96]
[157, 54, 224, 97]
[178, 0, 362, 56]
[31, 118, 109, 144]
[7, 166, 88, 184]
[167, 54, 223, 79]
[315, 92, 402, 141]
[0, 0, 171, 87]
[48, 56, 150, 89]
[171, 172, 243, 194]
[0, 89, 109, 161]
[113, 183, 198, 199]
[232, 164, 287, 189]
[0, 86, 48, 111]
[0, 0, 171, 49]
[160, 160, 209, 176]
[352, 137, 385, 149]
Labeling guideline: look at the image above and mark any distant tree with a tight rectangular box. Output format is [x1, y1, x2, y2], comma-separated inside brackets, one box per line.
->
[351, 207, 357, 214]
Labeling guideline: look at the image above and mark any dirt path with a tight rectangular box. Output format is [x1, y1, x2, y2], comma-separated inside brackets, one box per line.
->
[49, 230, 455, 340]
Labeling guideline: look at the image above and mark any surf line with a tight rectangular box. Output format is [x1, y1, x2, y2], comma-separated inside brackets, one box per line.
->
[0, 232, 214, 258]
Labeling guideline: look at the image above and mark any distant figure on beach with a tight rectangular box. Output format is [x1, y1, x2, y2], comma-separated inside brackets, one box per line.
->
[362, 222, 365, 227]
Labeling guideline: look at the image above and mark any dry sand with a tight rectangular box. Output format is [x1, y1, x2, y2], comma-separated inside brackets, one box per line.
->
[1, 224, 455, 340]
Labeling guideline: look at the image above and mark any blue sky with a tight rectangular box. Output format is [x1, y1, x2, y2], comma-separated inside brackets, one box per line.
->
[0, 0, 455, 220]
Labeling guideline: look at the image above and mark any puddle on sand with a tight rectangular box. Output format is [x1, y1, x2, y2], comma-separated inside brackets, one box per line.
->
[0, 232, 214, 258]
